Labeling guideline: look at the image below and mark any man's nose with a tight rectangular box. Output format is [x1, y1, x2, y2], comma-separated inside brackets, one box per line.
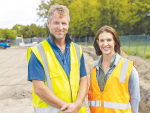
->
[58, 24, 63, 29]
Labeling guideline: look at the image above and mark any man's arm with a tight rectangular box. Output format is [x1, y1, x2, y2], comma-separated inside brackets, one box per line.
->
[75, 75, 88, 107]
[33, 80, 68, 109]
[61, 75, 88, 113]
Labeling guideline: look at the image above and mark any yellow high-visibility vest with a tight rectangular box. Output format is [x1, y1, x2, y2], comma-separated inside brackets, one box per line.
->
[27, 40, 87, 113]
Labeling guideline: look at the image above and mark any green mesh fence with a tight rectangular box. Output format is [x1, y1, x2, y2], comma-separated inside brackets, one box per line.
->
[73, 35, 150, 54]
[119, 35, 150, 54]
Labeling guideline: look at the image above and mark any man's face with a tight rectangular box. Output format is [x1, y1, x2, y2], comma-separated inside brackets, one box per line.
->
[47, 11, 69, 40]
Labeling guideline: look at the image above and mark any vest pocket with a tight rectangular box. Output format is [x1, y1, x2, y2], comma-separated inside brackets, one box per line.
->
[50, 71, 62, 78]
[88, 92, 101, 100]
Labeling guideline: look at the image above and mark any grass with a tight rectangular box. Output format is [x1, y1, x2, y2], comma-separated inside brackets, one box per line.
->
[121, 46, 150, 60]
[121, 41, 150, 54]
[143, 51, 150, 58]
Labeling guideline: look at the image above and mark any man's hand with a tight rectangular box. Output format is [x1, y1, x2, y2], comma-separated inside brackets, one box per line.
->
[61, 76, 88, 113]
[61, 102, 80, 113]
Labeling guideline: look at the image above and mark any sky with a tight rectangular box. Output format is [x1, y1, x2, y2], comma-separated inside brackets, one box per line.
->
[0, 0, 46, 29]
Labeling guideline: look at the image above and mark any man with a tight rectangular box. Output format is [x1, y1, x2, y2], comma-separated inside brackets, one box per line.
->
[27, 4, 88, 113]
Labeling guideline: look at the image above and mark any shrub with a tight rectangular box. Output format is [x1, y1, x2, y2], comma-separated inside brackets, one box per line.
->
[143, 51, 150, 58]
[122, 49, 141, 56]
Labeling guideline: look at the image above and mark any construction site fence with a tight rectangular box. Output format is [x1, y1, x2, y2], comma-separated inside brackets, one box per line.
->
[9, 37, 47, 47]
[72, 35, 150, 54]
[9, 35, 150, 54]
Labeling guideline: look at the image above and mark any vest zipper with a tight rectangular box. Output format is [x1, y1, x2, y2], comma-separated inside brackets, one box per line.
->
[100, 65, 114, 112]
[101, 93, 103, 113]
[69, 80, 73, 102]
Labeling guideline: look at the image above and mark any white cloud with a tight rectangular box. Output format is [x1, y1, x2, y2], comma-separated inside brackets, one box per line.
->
[0, 0, 47, 29]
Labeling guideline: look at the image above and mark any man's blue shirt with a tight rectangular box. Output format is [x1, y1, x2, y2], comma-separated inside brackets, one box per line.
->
[28, 36, 87, 81]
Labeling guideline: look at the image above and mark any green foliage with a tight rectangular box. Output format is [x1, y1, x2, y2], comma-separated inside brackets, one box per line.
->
[124, 49, 150, 59]
[69, 0, 95, 37]
[36, 0, 75, 22]
[143, 51, 150, 58]
[12, 24, 25, 37]
[0, 29, 17, 39]
[123, 49, 140, 56]
[0, 29, 4, 39]
[123, 49, 132, 55]
[128, 0, 150, 35]
[122, 47, 141, 56]
[36, 0, 150, 37]
[12, 24, 48, 38]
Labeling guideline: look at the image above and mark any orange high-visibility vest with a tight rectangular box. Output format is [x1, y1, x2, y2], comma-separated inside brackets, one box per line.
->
[88, 58, 133, 113]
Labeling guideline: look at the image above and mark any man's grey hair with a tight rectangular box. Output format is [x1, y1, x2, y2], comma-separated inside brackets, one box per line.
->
[48, 4, 70, 22]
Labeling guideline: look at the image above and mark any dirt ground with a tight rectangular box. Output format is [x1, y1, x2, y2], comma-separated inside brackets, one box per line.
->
[0, 46, 149, 113]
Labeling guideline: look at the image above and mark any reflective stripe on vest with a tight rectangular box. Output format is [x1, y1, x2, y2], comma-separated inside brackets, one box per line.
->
[88, 100, 131, 110]
[37, 43, 53, 91]
[90, 61, 98, 83]
[72, 42, 80, 82]
[34, 106, 61, 113]
[90, 58, 130, 83]
[103, 101, 131, 110]
[89, 100, 101, 107]
[119, 59, 129, 83]
[35, 42, 84, 113]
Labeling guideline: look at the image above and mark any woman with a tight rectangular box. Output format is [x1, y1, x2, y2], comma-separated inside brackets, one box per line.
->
[88, 26, 140, 113]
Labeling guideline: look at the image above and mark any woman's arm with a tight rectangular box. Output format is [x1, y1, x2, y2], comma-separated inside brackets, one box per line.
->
[129, 66, 140, 113]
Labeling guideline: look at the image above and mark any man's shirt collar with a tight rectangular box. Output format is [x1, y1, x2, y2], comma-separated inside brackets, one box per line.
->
[48, 33, 72, 44]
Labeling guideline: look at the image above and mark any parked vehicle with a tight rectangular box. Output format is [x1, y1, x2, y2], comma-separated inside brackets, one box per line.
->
[0, 40, 11, 49]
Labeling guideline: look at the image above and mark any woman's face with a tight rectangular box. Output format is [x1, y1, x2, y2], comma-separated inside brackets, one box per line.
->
[97, 32, 115, 56]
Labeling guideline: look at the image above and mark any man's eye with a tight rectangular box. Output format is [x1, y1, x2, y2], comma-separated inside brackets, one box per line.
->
[62, 23, 67, 25]
[55, 22, 59, 24]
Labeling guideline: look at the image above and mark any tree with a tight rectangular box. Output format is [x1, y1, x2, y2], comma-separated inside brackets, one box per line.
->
[0, 29, 5, 40]
[129, 0, 150, 34]
[36, 0, 75, 22]
[12, 24, 25, 37]
[18, 24, 47, 38]
[36, 0, 150, 36]
[69, 0, 96, 38]
[1, 29, 17, 39]
[36, 24, 48, 37]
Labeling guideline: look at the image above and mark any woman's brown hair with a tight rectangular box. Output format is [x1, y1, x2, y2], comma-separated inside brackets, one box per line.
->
[93, 25, 121, 56]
